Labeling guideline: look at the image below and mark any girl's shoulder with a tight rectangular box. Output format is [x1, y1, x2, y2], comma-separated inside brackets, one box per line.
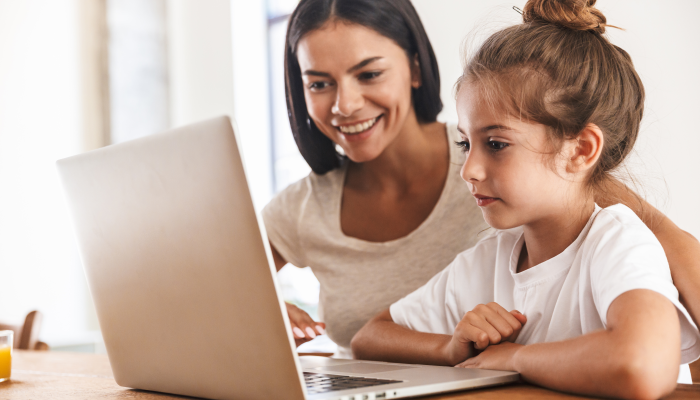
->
[586, 204, 659, 252]
[449, 227, 522, 273]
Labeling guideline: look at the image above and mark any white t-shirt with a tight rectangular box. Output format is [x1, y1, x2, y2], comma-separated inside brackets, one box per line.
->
[391, 204, 700, 382]
[263, 124, 488, 358]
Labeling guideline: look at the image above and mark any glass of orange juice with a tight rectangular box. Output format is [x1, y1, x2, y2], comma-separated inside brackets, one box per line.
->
[0, 330, 12, 382]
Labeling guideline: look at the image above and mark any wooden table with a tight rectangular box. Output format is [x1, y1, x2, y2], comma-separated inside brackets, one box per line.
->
[2, 350, 699, 399]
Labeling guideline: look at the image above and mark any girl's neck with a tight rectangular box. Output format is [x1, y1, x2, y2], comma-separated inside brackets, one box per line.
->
[517, 197, 596, 273]
[347, 110, 447, 192]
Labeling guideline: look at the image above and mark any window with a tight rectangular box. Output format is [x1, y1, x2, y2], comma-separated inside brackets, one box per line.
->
[266, 0, 322, 325]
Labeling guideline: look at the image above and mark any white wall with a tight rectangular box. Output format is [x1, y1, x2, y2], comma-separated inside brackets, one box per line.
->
[0, 0, 92, 342]
[412, 0, 700, 238]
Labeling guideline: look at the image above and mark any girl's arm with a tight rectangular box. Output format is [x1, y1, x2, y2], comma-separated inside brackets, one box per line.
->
[352, 304, 526, 365]
[460, 289, 681, 400]
[596, 179, 700, 327]
[351, 309, 458, 365]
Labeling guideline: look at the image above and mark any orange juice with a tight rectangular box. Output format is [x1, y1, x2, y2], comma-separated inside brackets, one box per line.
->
[0, 345, 11, 382]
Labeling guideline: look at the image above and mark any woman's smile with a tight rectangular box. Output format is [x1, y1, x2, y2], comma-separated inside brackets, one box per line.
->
[334, 115, 383, 142]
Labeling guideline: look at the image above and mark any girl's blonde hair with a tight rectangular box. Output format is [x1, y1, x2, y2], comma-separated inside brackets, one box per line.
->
[458, 0, 644, 187]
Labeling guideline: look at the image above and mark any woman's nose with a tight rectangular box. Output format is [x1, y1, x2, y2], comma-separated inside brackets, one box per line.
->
[332, 82, 364, 117]
[460, 148, 486, 183]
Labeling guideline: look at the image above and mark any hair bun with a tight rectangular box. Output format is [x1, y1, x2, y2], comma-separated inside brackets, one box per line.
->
[522, 0, 607, 34]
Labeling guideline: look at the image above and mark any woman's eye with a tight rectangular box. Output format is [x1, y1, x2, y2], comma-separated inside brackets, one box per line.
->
[308, 81, 330, 91]
[455, 140, 470, 152]
[358, 71, 382, 81]
[487, 140, 508, 151]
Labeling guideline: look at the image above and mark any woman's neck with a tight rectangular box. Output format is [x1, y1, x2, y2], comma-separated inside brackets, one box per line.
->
[347, 110, 448, 192]
[517, 197, 596, 273]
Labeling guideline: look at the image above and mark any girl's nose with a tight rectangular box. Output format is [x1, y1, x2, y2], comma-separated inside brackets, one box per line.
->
[332, 82, 364, 117]
[460, 148, 486, 183]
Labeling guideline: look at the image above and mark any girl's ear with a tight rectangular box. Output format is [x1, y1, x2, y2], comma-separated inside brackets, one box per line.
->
[568, 123, 604, 174]
[411, 54, 422, 89]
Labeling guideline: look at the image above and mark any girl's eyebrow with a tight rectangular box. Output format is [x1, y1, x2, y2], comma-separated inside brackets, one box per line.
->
[302, 57, 384, 77]
[481, 124, 518, 134]
[456, 124, 518, 136]
[479, 125, 517, 133]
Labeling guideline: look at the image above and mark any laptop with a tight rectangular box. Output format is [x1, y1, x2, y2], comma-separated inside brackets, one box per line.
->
[57, 116, 519, 400]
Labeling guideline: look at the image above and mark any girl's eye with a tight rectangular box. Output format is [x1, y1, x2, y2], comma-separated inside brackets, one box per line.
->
[455, 140, 470, 152]
[358, 71, 382, 81]
[487, 140, 508, 151]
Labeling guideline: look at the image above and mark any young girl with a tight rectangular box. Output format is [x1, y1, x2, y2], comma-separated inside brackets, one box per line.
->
[351, 1, 700, 398]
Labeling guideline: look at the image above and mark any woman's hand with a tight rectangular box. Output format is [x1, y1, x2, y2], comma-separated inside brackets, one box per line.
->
[444, 303, 526, 365]
[455, 342, 523, 371]
[286, 302, 326, 347]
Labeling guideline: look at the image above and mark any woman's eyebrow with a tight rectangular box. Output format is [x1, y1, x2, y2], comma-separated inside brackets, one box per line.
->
[302, 57, 384, 77]
[348, 57, 383, 73]
[302, 70, 331, 77]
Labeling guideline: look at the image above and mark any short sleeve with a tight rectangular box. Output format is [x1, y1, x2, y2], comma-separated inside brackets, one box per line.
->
[390, 262, 457, 335]
[588, 205, 700, 364]
[390, 234, 501, 336]
[262, 178, 311, 268]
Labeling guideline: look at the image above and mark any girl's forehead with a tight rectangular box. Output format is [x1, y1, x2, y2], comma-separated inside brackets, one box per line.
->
[456, 84, 545, 138]
[456, 84, 506, 124]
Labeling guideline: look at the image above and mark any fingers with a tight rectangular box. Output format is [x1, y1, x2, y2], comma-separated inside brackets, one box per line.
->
[508, 310, 527, 340]
[510, 310, 527, 324]
[484, 303, 523, 340]
[457, 303, 527, 349]
[461, 317, 497, 350]
[286, 303, 326, 341]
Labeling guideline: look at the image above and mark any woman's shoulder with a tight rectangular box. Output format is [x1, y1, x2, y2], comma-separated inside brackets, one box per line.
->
[264, 166, 345, 215]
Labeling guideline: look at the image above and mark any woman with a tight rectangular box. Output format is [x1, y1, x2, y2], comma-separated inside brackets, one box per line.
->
[263, 0, 700, 358]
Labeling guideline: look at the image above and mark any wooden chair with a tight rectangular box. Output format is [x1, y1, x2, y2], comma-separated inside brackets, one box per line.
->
[0, 310, 49, 350]
[691, 358, 700, 384]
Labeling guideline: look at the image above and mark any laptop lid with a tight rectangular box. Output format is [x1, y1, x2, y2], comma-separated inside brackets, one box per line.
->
[57, 116, 306, 400]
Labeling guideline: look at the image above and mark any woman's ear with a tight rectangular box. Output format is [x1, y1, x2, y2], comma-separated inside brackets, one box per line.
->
[568, 123, 604, 174]
[411, 54, 422, 89]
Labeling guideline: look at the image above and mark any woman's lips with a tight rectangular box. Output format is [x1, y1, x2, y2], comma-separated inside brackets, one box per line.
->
[337, 115, 382, 143]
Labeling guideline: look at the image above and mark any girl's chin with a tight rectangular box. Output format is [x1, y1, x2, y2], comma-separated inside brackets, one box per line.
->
[482, 211, 519, 231]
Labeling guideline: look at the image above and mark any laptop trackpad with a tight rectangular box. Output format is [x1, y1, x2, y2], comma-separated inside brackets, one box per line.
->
[314, 362, 418, 375]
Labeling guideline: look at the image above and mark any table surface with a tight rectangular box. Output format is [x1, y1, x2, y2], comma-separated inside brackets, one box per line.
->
[2, 350, 699, 400]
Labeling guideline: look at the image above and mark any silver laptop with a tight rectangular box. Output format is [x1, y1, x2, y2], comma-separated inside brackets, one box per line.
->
[57, 116, 519, 400]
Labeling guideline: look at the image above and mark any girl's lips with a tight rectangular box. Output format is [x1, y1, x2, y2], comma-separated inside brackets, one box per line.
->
[473, 195, 499, 207]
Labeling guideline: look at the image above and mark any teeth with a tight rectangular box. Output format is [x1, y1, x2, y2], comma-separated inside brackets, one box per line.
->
[339, 117, 378, 134]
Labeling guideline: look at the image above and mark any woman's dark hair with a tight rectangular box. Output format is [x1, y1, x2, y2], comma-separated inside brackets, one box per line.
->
[285, 0, 442, 174]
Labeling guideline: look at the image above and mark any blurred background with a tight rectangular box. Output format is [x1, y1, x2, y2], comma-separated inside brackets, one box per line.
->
[1, 0, 699, 353]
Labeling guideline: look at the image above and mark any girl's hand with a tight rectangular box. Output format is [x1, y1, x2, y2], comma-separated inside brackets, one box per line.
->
[444, 303, 526, 365]
[455, 342, 523, 371]
[286, 302, 326, 347]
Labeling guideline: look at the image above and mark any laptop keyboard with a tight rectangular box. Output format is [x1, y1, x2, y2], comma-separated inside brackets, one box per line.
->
[304, 372, 402, 395]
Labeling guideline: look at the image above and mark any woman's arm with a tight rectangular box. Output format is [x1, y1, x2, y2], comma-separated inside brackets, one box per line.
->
[460, 289, 681, 400]
[596, 179, 700, 327]
[271, 244, 325, 345]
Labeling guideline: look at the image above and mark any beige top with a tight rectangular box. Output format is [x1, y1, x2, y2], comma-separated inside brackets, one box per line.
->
[262, 124, 488, 357]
